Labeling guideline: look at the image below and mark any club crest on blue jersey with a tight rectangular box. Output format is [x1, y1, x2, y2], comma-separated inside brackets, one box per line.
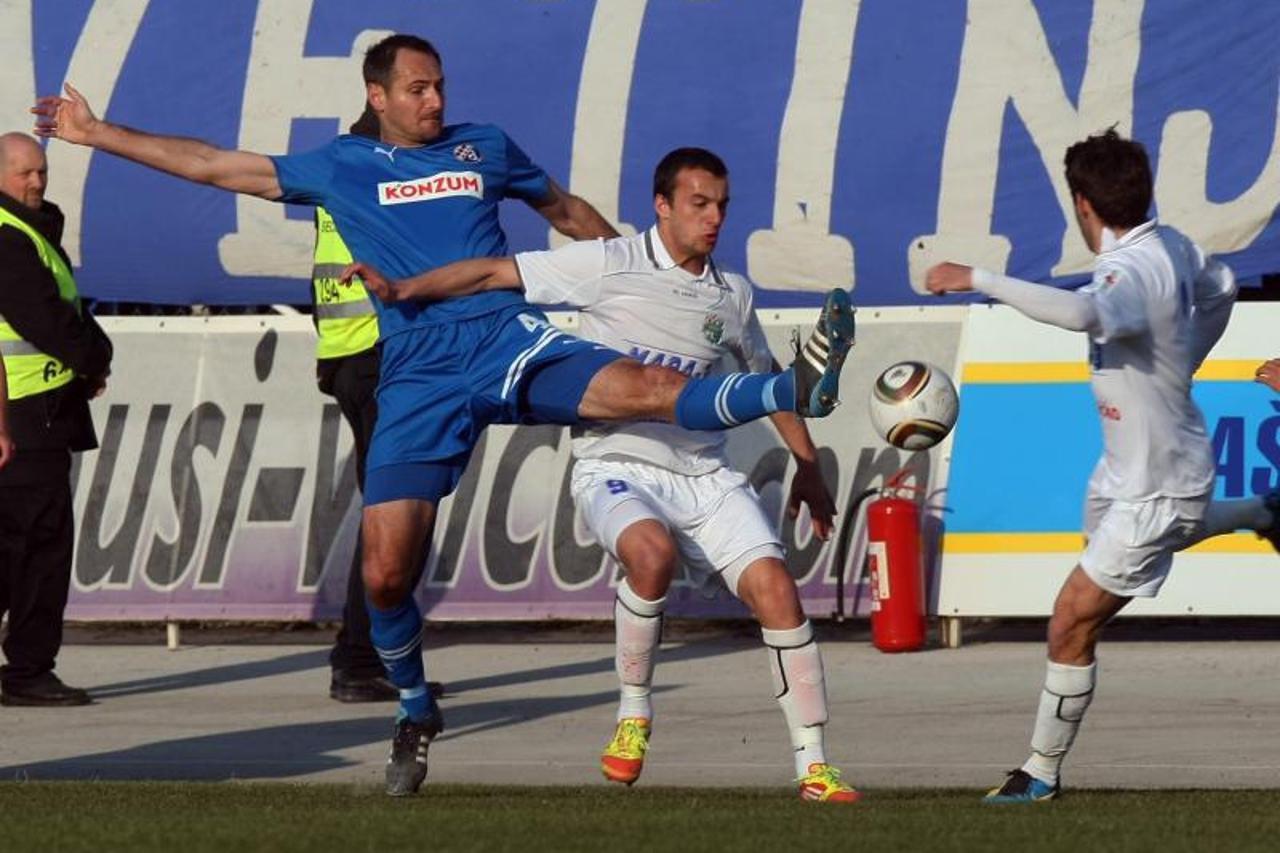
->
[453, 143, 482, 163]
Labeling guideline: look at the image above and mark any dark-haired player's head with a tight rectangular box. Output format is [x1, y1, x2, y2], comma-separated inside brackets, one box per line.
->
[652, 148, 730, 263]
[653, 147, 728, 202]
[363, 34, 445, 146]
[1064, 128, 1153, 252]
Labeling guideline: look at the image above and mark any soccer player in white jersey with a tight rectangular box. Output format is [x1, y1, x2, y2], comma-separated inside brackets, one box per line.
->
[926, 129, 1280, 802]
[347, 147, 860, 803]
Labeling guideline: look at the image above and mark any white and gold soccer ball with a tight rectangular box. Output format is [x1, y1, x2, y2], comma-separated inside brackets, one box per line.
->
[868, 361, 959, 450]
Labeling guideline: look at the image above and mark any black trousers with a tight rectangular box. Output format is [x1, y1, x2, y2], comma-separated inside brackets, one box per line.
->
[323, 349, 381, 676]
[0, 449, 74, 688]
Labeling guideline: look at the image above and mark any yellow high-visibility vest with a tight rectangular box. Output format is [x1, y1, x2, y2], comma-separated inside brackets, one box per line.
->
[0, 206, 79, 399]
[313, 207, 378, 360]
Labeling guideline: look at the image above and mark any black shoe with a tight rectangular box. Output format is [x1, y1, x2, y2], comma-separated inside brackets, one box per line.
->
[329, 673, 446, 703]
[385, 711, 445, 797]
[1259, 490, 1280, 553]
[792, 288, 856, 417]
[1, 674, 91, 707]
[330, 672, 398, 703]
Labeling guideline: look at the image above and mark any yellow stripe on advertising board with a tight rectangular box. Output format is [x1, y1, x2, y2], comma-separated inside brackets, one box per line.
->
[943, 531, 1272, 554]
[962, 360, 1262, 384]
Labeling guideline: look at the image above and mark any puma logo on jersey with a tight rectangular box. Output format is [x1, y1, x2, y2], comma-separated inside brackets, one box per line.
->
[373, 145, 398, 163]
[378, 171, 484, 205]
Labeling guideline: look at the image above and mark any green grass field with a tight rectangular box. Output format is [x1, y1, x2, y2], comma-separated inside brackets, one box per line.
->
[4, 783, 1279, 852]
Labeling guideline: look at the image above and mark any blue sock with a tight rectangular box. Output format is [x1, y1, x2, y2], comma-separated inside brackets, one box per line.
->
[674, 370, 795, 430]
[367, 597, 435, 722]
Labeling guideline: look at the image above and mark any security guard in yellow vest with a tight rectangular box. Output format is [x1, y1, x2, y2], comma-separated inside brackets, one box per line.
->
[0, 132, 111, 707]
[314, 207, 379, 362]
[312, 204, 391, 702]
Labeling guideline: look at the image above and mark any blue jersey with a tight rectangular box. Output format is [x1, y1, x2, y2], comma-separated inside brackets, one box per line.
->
[271, 123, 550, 338]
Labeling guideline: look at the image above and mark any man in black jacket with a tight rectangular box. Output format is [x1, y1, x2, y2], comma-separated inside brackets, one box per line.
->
[0, 132, 112, 706]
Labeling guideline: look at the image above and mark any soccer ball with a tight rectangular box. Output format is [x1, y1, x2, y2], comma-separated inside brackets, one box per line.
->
[868, 361, 959, 450]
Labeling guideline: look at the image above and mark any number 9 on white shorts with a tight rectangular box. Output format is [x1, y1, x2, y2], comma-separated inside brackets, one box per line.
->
[570, 458, 785, 596]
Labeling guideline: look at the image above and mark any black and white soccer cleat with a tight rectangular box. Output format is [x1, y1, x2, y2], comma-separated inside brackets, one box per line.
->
[793, 288, 856, 418]
[385, 710, 444, 797]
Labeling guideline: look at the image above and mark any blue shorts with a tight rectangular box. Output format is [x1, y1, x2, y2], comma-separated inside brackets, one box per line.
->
[364, 304, 622, 505]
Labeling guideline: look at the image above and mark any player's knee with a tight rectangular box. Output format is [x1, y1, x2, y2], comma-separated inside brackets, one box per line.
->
[620, 542, 678, 598]
[362, 551, 412, 608]
[1046, 616, 1096, 665]
[616, 520, 679, 592]
[737, 560, 802, 625]
[624, 545, 678, 590]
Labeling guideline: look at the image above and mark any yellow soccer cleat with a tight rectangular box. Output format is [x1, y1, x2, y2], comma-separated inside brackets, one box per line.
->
[601, 717, 650, 785]
[797, 762, 862, 803]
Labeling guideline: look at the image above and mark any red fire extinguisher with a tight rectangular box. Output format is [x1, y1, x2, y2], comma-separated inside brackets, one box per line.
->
[865, 471, 927, 652]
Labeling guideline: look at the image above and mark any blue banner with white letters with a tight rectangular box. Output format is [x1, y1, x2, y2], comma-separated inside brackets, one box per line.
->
[8, 0, 1279, 306]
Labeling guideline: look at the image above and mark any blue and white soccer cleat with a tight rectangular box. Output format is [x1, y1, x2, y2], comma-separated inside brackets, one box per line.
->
[793, 288, 856, 418]
[983, 769, 1059, 804]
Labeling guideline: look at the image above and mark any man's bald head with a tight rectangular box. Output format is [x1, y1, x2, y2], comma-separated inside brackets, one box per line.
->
[0, 133, 48, 210]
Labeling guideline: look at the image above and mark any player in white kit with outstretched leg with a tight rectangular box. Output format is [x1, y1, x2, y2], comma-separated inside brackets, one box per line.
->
[350, 147, 860, 802]
[927, 129, 1280, 802]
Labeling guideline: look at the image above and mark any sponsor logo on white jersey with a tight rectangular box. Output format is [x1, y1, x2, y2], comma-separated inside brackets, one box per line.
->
[377, 171, 484, 205]
[628, 345, 708, 378]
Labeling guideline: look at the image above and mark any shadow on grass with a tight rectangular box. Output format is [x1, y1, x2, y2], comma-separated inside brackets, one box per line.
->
[0, 686, 677, 782]
[1, 641, 746, 782]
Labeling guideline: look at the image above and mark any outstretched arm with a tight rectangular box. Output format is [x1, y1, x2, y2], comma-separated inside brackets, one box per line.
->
[530, 179, 619, 240]
[344, 257, 522, 303]
[926, 262, 1102, 334]
[33, 84, 281, 199]
[1189, 256, 1236, 372]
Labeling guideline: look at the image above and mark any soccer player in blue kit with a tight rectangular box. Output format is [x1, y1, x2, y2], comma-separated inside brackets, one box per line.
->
[34, 34, 855, 796]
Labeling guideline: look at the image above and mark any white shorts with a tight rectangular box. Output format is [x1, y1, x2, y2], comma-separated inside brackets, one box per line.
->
[1080, 490, 1209, 597]
[569, 458, 785, 596]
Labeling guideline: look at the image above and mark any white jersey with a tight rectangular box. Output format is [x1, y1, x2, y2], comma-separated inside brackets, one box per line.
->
[515, 226, 774, 474]
[1080, 220, 1235, 501]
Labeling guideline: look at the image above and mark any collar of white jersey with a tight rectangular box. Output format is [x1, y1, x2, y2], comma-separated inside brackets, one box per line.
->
[643, 226, 728, 288]
[1099, 218, 1157, 254]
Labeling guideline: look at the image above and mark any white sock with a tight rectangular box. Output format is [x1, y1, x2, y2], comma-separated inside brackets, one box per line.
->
[614, 578, 665, 722]
[1201, 497, 1273, 538]
[1022, 660, 1097, 785]
[762, 621, 830, 778]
